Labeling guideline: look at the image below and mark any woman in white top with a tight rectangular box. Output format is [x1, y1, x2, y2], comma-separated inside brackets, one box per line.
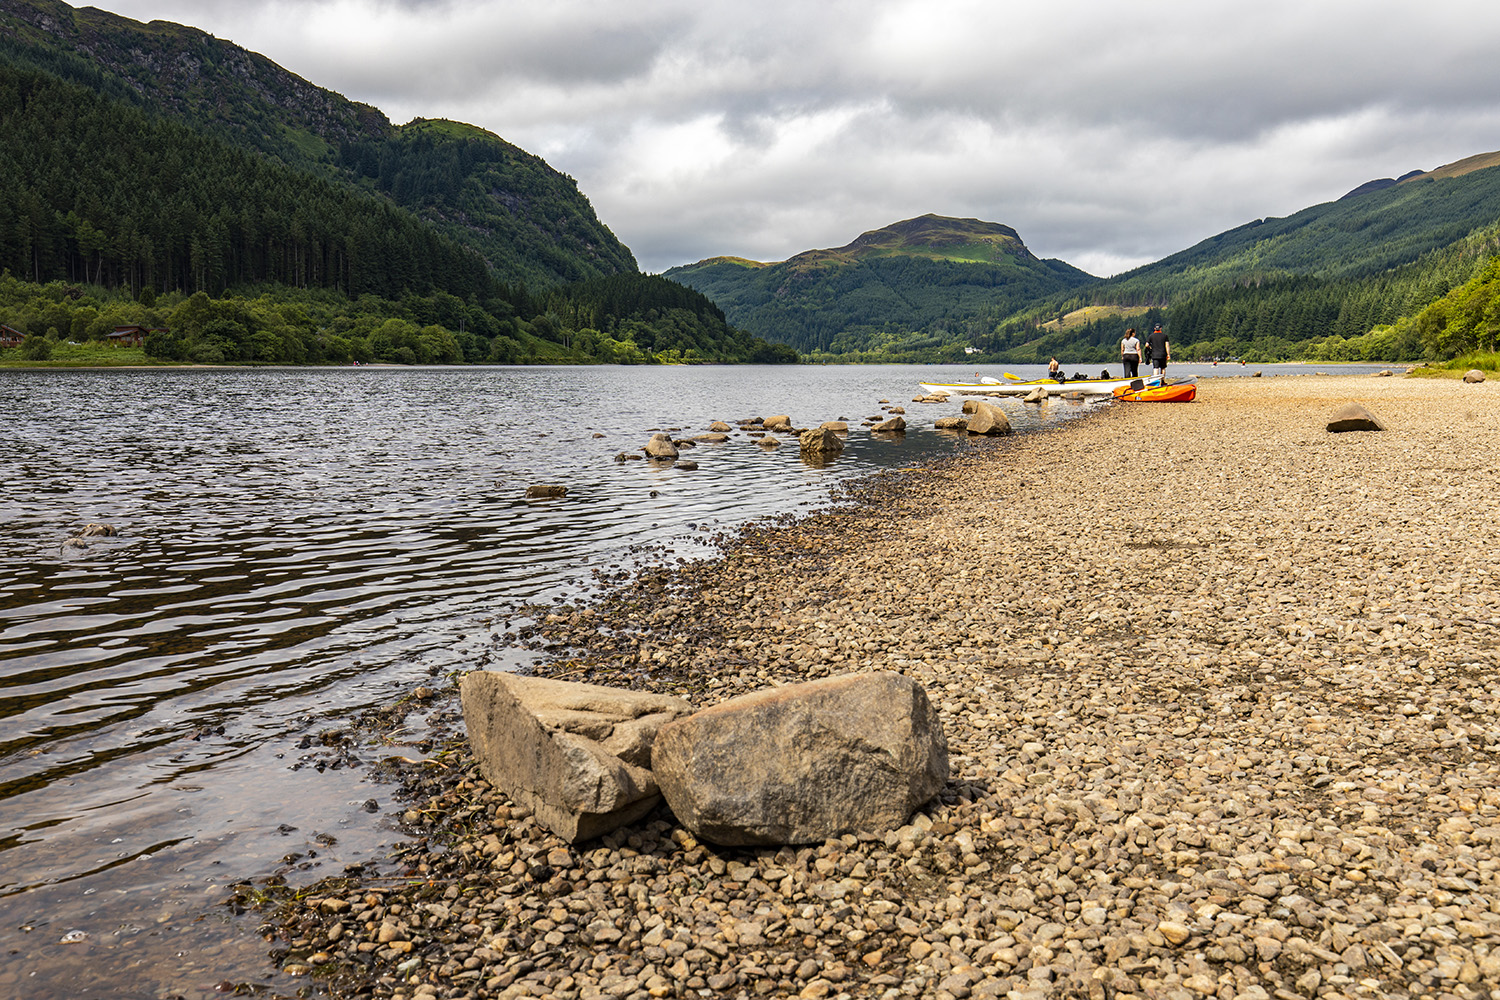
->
[1120, 328, 1141, 378]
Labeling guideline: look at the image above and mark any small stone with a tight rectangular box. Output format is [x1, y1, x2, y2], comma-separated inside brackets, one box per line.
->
[1158, 921, 1192, 946]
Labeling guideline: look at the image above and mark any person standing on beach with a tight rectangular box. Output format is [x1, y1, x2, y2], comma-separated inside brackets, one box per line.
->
[1047, 357, 1064, 382]
[1146, 324, 1170, 376]
[1120, 328, 1142, 378]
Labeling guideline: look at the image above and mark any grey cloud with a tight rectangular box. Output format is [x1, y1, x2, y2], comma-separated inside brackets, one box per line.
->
[84, 0, 1500, 277]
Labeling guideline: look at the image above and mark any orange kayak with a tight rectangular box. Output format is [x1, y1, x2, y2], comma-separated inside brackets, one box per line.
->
[1113, 381, 1196, 402]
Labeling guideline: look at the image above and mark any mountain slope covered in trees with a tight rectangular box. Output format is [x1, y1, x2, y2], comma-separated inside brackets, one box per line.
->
[665, 215, 1095, 360]
[0, 0, 635, 287]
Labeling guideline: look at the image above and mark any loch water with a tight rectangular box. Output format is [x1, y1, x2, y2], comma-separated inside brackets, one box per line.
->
[0, 362, 1392, 996]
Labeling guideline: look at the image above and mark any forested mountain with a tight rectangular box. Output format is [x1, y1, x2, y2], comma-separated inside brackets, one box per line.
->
[0, 0, 635, 287]
[0, 1, 792, 366]
[665, 215, 1095, 361]
[986, 154, 1500, 364]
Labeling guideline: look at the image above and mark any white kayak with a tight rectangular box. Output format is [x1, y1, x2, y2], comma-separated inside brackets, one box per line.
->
[919, 374, 1192, 397]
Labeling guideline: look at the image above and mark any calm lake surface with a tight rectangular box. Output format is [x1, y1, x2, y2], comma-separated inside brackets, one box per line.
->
[0, 361, 1391, 996]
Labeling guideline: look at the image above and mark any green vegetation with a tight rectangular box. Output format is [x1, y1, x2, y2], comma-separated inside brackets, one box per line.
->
[0, 273, 792, 367]
[1376, 256, 1500, 369]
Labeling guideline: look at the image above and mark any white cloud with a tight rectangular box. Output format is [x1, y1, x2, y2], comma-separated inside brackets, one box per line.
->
[79, 0, 1500, 276]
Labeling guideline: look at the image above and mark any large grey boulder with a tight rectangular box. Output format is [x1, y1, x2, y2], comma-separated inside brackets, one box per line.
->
[1327, 403, 1386, 433]
[651, 672, 949, 846]
[799, 426, 845, 455]
[1464, 369, 1486, 383]
[872, 415, 906, 432]
[961, 401, 1012, 435]
[460, 672, 693, 842]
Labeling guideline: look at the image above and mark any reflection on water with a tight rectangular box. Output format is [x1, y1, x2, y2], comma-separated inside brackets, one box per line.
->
[0, 361, 1380, 994]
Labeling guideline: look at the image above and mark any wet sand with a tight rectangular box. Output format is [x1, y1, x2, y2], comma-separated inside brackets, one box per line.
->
[255, 374, 1500, 1000]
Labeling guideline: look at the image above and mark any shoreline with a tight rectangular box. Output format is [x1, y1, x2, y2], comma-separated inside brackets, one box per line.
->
[251, 375, 1500, 1000]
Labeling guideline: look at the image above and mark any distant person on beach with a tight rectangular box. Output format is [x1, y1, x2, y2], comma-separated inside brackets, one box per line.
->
[1146, 325, 1170, 376]
[1120, 328, 1141, 378]
[1047, 357, 1062, 381]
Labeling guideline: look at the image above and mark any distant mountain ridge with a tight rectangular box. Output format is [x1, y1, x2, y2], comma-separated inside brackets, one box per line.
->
[0, 0, 636, 286]
[689, 214, 1039, 270]
[1342, 151, 1500, 200]
[666, 215, 1093, 358]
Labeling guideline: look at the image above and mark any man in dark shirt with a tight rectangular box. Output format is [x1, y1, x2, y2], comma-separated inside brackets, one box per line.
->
[1146, 325, 1170, 376]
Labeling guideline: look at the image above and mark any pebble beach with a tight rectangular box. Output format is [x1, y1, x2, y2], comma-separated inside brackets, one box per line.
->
[260, 373, 1500, 1000]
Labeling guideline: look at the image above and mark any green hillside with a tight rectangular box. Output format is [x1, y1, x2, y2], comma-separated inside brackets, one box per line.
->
[0, 0, 635, 287]
[981, 155, 1500, 365]
[666, 214, 1095, 360]
[1104, 157, 1500, 302]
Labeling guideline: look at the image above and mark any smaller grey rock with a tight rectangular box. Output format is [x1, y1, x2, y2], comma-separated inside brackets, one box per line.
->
[1463, 369, 1486, 383]
[524, 484, 567, 498]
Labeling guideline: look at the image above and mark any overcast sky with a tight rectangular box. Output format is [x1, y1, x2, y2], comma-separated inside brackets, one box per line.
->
[82, 0, 1500, 277]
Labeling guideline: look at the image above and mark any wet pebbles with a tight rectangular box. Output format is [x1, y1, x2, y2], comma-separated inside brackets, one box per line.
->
[253, 375, 1500, 1000]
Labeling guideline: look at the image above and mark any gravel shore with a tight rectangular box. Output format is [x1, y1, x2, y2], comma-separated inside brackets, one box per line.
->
[257, 374, 1500, 1000]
